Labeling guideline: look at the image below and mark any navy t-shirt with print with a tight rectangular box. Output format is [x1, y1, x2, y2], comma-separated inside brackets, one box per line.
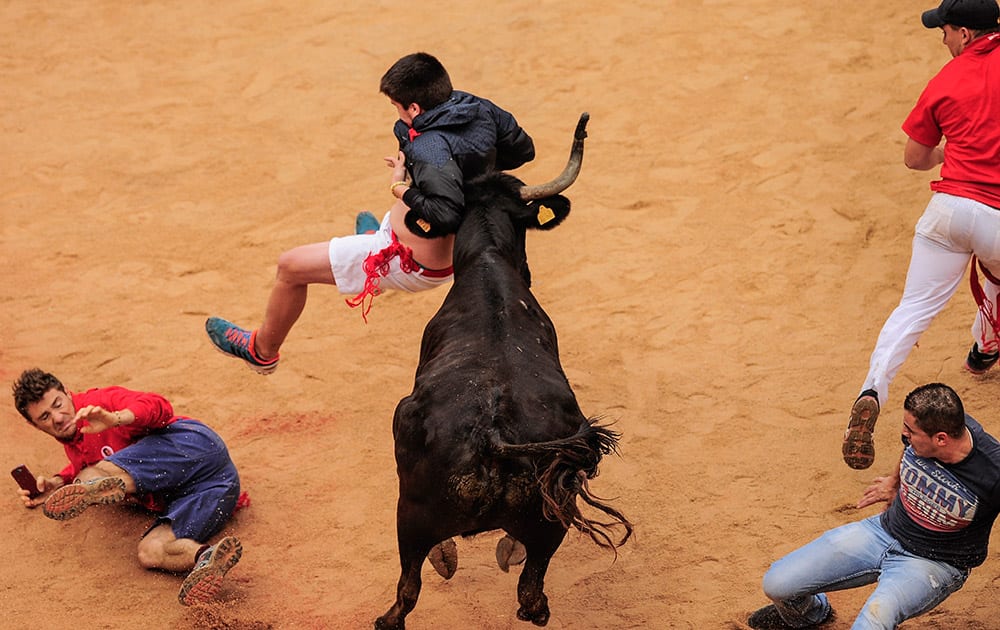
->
[882, 415, 1000, 569]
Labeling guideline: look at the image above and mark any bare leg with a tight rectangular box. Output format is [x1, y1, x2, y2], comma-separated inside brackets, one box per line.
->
[138, 523, 205, 572]
[74, 464, 211, 572]
[255, 241, 337, 358]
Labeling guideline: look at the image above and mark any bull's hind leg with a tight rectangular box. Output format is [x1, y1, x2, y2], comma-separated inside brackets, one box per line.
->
[513, 522, 567, 626]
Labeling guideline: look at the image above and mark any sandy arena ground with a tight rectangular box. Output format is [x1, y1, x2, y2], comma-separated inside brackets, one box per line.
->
[2, 1, 998, 628]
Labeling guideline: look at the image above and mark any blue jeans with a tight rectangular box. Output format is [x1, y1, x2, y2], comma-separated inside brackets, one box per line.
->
[761, 515, 969, 629]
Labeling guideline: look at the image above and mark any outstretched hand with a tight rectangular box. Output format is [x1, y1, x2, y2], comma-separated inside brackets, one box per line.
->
[857, 475, 898, 509]
[75, 405, 120, 434]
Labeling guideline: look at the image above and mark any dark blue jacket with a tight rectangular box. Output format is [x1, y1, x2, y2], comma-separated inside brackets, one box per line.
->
[396, 90, 535, 238]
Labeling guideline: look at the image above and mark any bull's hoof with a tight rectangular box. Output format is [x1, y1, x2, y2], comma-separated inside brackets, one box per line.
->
[516, 605, 550, 626]
[374, 615, 403, 630]
[495, 535, 527, 572]
[427, 538, 458, 580]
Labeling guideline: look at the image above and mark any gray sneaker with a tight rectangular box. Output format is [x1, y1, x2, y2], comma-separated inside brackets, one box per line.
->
[178, 536, 243, 606]
[42, 477, 126, 521]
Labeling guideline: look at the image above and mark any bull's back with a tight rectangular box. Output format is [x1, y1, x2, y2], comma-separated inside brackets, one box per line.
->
[398, 329, 588, 470]
[393, 255, 589, 490]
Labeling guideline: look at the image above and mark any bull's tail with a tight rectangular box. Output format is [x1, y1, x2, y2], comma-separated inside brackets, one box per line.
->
[491, 419, 633, 553]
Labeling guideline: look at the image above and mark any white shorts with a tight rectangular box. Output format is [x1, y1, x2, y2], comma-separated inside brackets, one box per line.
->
[328, 211, 453, 295]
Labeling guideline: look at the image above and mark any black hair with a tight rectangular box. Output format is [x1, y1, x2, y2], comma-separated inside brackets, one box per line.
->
[12, 368, 65, 423]
[903, 382, 965, 438]
[379, 52, 453, 111]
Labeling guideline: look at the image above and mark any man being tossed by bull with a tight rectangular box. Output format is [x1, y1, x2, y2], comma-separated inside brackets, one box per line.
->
[205, 51, 532, 578]
[205, 51, 535, 373]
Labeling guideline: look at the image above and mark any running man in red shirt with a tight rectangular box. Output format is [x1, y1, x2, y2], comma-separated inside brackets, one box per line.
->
[843, 0, 1000, 471]
[11, 368, 245, 606]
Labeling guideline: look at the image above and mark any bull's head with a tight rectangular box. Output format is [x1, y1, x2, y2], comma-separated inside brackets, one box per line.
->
[457, 113, 589, 286]
[466, 112, 587, 235]
[502, 112, 587, 233]
[519, 112, 588, 202]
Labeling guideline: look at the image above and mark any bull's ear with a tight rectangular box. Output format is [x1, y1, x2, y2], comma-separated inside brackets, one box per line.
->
[525, 195, 570, 230]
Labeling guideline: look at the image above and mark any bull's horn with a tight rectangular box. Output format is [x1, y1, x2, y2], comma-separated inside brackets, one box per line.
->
[519, 112, 589, 201]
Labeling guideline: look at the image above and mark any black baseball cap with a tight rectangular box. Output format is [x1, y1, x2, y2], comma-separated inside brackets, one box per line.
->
[921, 0, 1000, 29]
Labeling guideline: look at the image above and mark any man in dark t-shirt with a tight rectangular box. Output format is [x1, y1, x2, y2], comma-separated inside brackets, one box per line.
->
[748, 383, 1000, 629]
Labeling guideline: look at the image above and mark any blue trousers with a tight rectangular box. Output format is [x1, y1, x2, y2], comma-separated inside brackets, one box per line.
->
[107, 419, 240, 542]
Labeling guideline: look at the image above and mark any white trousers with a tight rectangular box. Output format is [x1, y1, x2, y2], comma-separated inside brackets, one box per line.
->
[863, 193, 1000, 404]
[327, 211, 453, 295]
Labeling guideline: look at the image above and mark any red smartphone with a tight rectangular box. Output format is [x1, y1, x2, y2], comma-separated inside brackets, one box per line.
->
[11, 465, 41, 498]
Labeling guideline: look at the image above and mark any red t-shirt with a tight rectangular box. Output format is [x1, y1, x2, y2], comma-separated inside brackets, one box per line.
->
[902, 33, 1000, 208]
[58, 386, 177, 483]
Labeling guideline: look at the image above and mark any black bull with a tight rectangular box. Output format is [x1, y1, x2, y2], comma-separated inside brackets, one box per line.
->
[376, 114, 633, 630]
